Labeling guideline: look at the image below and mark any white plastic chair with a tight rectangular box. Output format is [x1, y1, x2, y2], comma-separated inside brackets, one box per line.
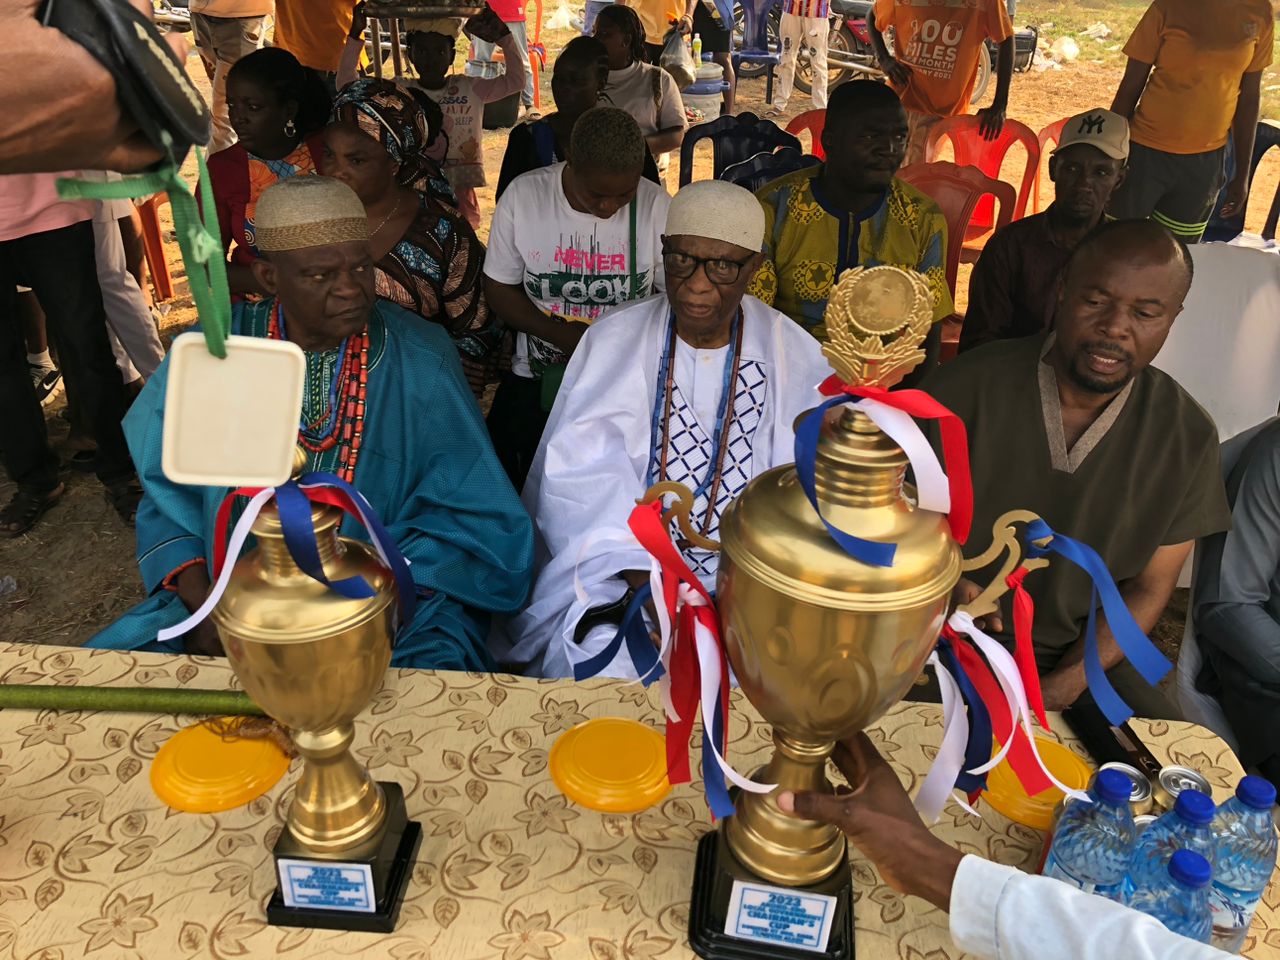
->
[1176, 418, 1279, 747]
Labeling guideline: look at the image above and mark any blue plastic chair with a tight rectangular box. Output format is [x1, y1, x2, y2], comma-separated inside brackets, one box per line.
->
[732, 0, 781, 105]
[720, 147, 820, 192]
[679, 112, 802, 186]
[1203, 121, 1280, 242]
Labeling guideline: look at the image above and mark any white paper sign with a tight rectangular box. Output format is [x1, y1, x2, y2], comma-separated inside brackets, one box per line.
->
[161, 333, 305, 488]
[277, 859, 376, 913]
[724, 879, 838, 953]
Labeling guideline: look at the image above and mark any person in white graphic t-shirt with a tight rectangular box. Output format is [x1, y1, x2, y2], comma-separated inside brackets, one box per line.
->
[483, 106, 671, 491]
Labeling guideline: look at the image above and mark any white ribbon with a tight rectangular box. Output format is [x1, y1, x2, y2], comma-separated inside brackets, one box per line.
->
[854, 397, 950, 515]
[156, 488, 276, 643]
[684, 586, 776, 795]
[947, 611, 1090, 802]
[915, 651, 971, 823]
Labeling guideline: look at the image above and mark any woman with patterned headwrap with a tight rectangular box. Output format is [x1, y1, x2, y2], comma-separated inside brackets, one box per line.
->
[326, 79, 498, 398]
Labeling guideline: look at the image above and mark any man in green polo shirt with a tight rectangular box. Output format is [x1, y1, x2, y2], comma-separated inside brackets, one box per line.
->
[923, 219, 1230, 719]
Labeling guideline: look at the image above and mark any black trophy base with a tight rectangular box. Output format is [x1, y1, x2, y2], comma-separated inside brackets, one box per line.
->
[689, 829, 854, 960]
[266, 781, 422, 934]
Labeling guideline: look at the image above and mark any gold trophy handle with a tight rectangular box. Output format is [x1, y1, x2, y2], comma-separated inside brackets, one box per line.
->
[957, 510, 1051, 619]
[637, 481, 722, 554]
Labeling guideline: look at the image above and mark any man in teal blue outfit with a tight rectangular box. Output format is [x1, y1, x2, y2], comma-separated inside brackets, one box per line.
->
[90, 177, 534, 669]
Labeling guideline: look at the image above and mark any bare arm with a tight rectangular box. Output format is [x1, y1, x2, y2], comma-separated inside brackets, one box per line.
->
[483, 277, 587, 354]
[1220, 71, 1263, 218]
[976, 37, 1014, 140]
[867, 16, 911, 87]
[1111, 56, 1153, 119]
[647, 127, 685, 156]
[0, 0, 189, 173]
[469, 31, 527, 103]
[1039, 540, 1193, 710]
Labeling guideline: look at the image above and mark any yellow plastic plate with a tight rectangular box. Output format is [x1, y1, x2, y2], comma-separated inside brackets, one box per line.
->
[982, 736, 1093, 831]
[550, 717, 671, 814]
[151, 720, 290, 813]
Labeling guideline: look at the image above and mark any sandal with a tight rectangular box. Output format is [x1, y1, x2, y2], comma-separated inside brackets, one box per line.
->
[105, 478, 143, 526]
[0, 483, 65, 537]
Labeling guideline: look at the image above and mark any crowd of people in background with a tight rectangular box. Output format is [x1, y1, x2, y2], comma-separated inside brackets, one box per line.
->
[2, 0, 1279, 858]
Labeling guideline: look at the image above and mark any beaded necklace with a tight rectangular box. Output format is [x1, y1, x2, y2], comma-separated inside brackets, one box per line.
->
[269, 301, 369, 483]
[647, 309, 745, 540]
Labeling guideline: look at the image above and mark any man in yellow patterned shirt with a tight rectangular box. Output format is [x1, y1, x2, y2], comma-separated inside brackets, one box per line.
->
[750, 82, 952, 357]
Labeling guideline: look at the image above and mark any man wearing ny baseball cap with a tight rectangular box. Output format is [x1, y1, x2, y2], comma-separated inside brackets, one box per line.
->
[961, 108, 1130, 352]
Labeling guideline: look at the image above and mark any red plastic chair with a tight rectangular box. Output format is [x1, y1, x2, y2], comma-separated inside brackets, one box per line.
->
[1032, 116, 1069, 214]
[923, 115, 1039, 261]
[896, 161, 1017, 361]
[784, 109, 826, 160]
[137, 192, 174, 303]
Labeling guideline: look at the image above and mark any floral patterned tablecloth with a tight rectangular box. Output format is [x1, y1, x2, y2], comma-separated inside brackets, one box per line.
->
[0, 642, 1273, 960]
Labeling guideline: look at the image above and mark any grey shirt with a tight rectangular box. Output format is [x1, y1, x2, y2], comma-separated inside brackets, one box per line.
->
[1195, 419, 1280, 765]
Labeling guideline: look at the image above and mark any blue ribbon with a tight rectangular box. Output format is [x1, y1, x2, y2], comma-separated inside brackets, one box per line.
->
[296, 472, 419, 635]
[274, 482, 377, 600]
[1023, 519, 1172, 726]
[936, 637, 990, 795]
[572, 584, 665, 683]
[702, 685, 736, 820]
[794, 396, 897, 568]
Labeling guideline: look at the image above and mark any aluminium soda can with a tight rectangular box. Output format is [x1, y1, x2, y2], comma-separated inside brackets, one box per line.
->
[1096, 761, 1155, 817]
[1152, 765, 1213, 812]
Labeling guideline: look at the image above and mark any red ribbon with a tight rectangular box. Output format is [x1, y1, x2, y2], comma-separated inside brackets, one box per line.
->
[627, 500, 718, 788]
[945, 624, 1054, 798]
[819, 375, 973, 545]
[1006, 567, 1049, 729]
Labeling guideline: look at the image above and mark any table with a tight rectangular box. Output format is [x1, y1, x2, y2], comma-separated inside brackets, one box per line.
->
[0, 643, 1274, 959]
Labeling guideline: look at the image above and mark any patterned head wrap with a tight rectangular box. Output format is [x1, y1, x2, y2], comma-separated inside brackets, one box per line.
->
[331, 78, 439, 190]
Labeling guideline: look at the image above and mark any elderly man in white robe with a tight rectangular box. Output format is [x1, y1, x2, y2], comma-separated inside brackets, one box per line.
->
[495, 180, 831, 678]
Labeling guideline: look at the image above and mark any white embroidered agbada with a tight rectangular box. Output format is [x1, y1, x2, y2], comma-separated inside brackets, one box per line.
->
[493, 292, 831, 678]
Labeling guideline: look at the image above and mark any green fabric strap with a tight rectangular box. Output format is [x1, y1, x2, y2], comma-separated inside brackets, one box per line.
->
[0, 684, 263, 716]
[56, 136, 231, 358]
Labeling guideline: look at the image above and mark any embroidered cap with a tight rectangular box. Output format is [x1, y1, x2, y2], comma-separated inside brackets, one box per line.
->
[1054, 108, 1130, 162]
[665, 180, 765, 253]
[255, 176, 370, 253]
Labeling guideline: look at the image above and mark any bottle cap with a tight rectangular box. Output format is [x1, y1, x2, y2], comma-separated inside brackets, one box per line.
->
[151, 720, 291, 813]
[1168, 850, 1212, 889]
[1236, 775, 1277, 811]
[1094, 768, 1133, 807]
[1173, 788, 1216, 825]
[549, 717, 671, 813]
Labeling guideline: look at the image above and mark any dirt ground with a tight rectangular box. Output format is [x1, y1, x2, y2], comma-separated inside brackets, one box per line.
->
[1, 1, 1269, 655]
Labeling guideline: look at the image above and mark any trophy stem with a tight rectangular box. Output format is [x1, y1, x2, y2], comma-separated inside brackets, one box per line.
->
[287, 723, 387, 854]
[723, 732, 847, 886]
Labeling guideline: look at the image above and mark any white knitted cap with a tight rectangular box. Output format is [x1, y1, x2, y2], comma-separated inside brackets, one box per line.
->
[665, 180, 765, 253]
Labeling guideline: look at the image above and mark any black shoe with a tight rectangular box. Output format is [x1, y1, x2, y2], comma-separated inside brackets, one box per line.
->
[29, 364, 62, 406]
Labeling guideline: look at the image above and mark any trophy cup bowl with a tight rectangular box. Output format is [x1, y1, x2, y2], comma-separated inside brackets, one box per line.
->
[214, 494, 421, 931]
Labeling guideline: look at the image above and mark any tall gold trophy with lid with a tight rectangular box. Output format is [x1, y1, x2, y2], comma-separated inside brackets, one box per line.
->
[213, 452, 422, 932]
[687, 266, 964, 959]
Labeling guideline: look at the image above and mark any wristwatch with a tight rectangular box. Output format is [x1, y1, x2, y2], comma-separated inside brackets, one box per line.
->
[39, 0, 211, 166]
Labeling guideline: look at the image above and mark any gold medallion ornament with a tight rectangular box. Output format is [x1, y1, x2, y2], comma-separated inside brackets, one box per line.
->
[820, 265, 934, 387]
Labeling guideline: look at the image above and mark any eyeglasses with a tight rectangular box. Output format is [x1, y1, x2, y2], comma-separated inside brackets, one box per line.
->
[662, 251, 754, 284]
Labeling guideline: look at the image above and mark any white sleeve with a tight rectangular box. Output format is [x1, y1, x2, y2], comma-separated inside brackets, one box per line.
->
[482, 186, 526, 284]
[949, 856, 1231, 960]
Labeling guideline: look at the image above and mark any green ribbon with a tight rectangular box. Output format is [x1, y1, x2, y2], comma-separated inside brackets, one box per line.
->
[56, 134, 231, 358]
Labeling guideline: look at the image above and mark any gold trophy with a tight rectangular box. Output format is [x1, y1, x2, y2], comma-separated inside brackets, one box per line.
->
[684, 266, 967, 958]
[214, 452, 421, 932]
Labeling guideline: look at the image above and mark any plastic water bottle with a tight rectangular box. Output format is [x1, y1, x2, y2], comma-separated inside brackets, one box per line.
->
[692, 33, 702, 62]
[1124, 788, 1216, 900]
[1128, 849, 1213, 943]
[1042, 768, 1136, 899]
[1209, 776, 1278, 952]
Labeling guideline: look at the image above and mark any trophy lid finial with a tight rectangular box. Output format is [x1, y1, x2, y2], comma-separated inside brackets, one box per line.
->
[821, 265, 935, 388]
